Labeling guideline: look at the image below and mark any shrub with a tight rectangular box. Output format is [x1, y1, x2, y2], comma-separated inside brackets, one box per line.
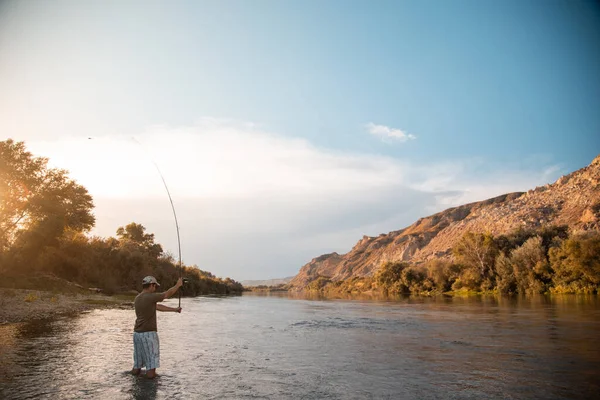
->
[549, 234, 600, 294]
[24, 293, 38, 302]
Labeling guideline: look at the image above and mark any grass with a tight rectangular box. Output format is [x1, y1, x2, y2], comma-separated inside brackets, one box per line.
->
[24, 293, 39, 302]
[81, 298, 121, 306]
[0, 273, 88, 294]
[112, 293, 137, 301]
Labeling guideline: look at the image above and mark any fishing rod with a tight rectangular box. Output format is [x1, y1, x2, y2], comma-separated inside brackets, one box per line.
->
[87, 136, 185, 305]
[129, 137, 184, 308]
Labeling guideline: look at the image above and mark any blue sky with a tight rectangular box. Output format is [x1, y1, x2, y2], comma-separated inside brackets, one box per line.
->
[1, 1, 599, 280]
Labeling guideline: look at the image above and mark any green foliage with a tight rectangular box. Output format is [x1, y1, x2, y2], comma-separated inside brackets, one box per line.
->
[495, 225, 568, 256]
[322, 276, 374, 294]
[510, 236, 550, 294]
[116, 222, 163, 258]
[495, 253, 516, 294]
[424, 259, 461, 292]
[549, 234, 600, 294]
[453, 232, 498, 282]
[24, 293, 38, 302]
[82, 298, 120, 306]
[0, 139, 242, 296]
[450, 232, 499, 292]
[493, 236, 550, 294]
[375, 262, 408, 287]
[306, 276, 332, 292]
[0, 139, 94, 255]
[317, 227, 600, 297]
[180, 266, 243, 296]
[374, 262, 436, 295]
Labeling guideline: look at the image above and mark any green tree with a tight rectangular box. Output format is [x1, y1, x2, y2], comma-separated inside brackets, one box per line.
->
[510, 236, 549, 294]
[495, 225, 568, 256]
[0, 139, 95, 250]
[424, 259, 461, 292]
[374, 262, 408, 291]
[116, 222, 163, 258]
[401, 266, 430, 294]
[550, 234, 600, 293]
[453, 232, 498, 290]
[495, 252, 516, 294]
[306, 275, 332, 292]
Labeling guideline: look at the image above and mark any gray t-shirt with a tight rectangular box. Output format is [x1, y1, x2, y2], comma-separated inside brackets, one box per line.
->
[134, 292, 165, 332]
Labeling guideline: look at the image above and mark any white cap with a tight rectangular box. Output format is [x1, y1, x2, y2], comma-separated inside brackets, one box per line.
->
[142, 276, 160, 286]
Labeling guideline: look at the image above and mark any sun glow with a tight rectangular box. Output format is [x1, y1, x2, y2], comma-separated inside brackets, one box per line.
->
[27, 136, 186, 200]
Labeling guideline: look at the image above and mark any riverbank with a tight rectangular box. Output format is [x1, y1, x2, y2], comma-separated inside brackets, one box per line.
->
[0, 288, 134, 324]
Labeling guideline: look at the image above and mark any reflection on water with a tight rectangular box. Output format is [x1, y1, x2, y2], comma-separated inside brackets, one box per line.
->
[0, 294, 599, 399]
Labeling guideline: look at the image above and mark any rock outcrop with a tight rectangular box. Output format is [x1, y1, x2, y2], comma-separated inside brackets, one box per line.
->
[288, 155, 600, 290]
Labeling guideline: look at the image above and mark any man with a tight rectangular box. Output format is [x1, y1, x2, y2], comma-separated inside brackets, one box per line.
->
[132, 275, 183, 379]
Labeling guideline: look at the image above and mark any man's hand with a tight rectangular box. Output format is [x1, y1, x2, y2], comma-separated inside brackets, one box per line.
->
[176, 307, 182, 313]
[162, 278, 184, 300]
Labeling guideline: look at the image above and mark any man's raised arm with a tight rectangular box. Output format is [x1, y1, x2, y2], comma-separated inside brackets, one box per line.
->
[161, 278, 183, 300]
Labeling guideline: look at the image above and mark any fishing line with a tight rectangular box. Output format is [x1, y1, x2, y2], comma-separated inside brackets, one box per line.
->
[88, 136, 185, 305]
[129, 137, 184, 308]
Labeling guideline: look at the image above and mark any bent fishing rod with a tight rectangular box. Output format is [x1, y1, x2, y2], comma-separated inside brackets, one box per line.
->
[88, 136, 185, 306]
[130, 137, 184, 308]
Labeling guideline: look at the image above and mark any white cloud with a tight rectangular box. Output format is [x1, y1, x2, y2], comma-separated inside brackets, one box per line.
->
[24, 120, 561, 281]
[365, 122, 416, 142]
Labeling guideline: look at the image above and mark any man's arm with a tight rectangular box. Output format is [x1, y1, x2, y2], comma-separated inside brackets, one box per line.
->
[156, 304, 182, 313]
[159, 278, 183, 301]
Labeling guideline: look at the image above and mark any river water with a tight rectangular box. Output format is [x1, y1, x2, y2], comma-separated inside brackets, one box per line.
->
[0, 293, 599, 399]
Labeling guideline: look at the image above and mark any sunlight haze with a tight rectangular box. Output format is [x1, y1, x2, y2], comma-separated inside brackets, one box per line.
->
[1, 0, 599, 280]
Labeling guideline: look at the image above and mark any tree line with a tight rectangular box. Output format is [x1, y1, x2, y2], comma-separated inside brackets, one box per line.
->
[309, 225, 600, 296]
[0, 139, 242, 295]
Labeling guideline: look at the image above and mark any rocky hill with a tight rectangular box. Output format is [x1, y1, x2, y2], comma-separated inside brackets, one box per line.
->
[288, 155, 600, 290]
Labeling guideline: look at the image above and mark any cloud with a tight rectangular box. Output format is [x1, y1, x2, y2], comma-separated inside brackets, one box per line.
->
[365, 122, 416, 142]
[25, 120, 562, 281]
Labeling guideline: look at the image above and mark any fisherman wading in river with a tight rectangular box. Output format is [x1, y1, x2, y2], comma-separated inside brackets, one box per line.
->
[132, 276, 183, 378]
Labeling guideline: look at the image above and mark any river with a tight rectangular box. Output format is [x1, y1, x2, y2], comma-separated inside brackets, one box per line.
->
[0, 293, 599, 399]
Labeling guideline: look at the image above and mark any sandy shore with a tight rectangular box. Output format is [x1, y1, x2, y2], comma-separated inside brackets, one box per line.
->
[0, 288, 134, 324]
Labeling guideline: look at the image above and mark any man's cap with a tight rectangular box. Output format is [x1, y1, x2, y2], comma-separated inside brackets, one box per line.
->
[142, 276, 160, 286]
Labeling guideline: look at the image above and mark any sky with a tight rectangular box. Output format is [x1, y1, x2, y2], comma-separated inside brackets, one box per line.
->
[1, 0, 599, 281]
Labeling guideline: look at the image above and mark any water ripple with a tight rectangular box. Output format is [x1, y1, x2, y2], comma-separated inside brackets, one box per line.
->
[0, 294, 599, 399]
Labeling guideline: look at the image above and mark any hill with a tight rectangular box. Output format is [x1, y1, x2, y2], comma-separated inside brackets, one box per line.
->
[288, 155, 600, 290]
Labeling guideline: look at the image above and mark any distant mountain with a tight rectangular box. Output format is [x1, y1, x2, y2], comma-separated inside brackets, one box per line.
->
[241, 276, 295, 287]
[288, 155, 600, 290]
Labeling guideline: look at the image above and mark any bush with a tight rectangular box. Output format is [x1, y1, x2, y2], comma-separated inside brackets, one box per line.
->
[424, 259, 461, 292]
[510, 236, 549, 294]
[549, 234, 600, 294]
[24, 293, 38, 302]
[306, 276, 332, 291]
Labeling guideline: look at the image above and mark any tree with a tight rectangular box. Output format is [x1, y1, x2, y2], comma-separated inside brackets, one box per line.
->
[1, 140, 95, 273]
[495, 225, 568, 256]
[375, 262, 408, 287]
[510, 236, 549, 294]
[495, 252, 516, 294]
[550, 233, 600, 293]
[424, 259, 461, 292]
[116, 222, 163, 258]
[453, 232, 498, 282]
[1, 140, 94, 247]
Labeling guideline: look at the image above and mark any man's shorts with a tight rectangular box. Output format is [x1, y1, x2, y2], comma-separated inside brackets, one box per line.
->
[133, 331, 160, 370]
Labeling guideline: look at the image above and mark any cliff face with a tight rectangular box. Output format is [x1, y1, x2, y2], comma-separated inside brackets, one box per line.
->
[288, 155, 600, 290]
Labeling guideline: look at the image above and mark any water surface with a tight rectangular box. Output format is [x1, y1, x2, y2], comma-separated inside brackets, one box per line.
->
[1, 293, 599, 399]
